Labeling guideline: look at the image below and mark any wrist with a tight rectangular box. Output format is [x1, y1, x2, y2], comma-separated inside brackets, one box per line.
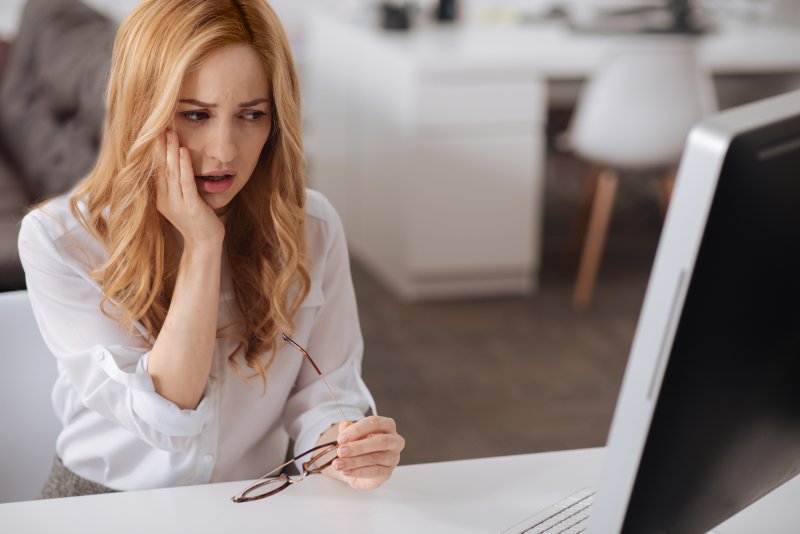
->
[183, 234, 224, 256]
[178, 238, 224, 280]
[179, 218, 225, 250]
[316, 423, 341, 447]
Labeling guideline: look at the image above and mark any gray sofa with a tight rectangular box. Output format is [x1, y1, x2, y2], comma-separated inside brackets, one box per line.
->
[0, 0, 115, 290]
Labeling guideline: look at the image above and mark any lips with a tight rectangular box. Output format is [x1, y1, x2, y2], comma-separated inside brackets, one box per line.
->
[196, 170, 237, 182]
[194, 170, 236, 194]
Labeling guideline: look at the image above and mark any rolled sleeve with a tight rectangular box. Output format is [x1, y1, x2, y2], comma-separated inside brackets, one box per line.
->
[131, 351, 215, 437]
[19, 212, 214, 452]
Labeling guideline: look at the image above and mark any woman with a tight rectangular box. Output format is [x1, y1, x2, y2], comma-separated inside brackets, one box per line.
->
[18, 0, 404, 498]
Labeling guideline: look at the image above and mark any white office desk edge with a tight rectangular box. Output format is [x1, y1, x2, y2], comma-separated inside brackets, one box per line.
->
[1, 447, 798, 533]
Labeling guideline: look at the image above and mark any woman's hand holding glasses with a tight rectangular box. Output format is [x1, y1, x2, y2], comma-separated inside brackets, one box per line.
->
[231, 335, 406, 502]
[329, 416, 405, 490]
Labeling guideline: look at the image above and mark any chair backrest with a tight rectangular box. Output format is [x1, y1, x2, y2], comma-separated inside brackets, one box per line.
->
[0, 290, 60, 503]
[568, 36, 718, 170]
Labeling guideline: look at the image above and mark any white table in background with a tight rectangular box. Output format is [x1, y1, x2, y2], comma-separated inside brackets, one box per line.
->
[304, 10, 800, 301]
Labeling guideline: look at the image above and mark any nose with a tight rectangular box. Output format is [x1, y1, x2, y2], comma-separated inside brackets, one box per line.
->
[204, 121, 238, 164]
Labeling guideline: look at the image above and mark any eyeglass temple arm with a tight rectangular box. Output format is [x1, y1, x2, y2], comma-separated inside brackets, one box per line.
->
[255, 458, 295, 481]
[253, 440, 340, 481]
[281, 333, 323, 375]
[281, 333, 350, 424]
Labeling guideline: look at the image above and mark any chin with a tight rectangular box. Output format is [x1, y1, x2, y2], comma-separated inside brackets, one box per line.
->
[201, 194, 232, 214]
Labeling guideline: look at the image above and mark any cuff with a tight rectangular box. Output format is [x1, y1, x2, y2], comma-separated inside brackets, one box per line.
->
[93, 345, 215, 437]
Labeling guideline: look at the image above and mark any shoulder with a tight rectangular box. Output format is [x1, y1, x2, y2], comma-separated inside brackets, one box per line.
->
[304, 188, 345, 256]
[305, 188, 338, 228]
[301, 189, 351, 304]
[19, 191, 105, 274]
[20, 192, 87, 241]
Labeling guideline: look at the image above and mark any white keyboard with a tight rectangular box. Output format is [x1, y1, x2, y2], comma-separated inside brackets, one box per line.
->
[500, 488, 596, 534]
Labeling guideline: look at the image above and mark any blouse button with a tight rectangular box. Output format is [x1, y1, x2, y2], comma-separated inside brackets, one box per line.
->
[203, 453, 214, 464]
[94, 349, 105, 361]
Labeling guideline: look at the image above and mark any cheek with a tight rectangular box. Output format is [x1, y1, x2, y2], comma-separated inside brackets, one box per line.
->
[175, 130, 203, 169]
[245, 129, 271, 165]
[174, 129, 192, 151]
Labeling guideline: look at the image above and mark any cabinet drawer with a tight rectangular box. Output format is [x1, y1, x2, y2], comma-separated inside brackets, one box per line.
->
[417, 79, 544, 126]
[406, 132, 544, 275]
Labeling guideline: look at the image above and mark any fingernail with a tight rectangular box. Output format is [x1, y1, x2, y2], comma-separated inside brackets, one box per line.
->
[338, 434, 349, 444]
[333, 460, 342, 470]
[338, 446, 350, 457]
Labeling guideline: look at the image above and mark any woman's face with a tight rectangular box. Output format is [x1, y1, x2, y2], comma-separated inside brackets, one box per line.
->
[174, 44, 272, 214]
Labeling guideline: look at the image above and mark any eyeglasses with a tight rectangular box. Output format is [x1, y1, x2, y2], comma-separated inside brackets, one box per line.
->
[231, 333, 349, 503]
[230, 440, 340, 503]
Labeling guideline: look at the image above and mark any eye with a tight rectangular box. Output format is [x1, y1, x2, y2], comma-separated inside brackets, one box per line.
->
[241, 111, 267, 121]
[181, 110, 209, 122]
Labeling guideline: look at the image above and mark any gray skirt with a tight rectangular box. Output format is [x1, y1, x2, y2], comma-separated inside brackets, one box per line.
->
[40, 456, 119, 499]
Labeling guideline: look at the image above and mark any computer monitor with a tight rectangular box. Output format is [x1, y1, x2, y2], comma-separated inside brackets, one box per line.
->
[588, 89, 800, 532]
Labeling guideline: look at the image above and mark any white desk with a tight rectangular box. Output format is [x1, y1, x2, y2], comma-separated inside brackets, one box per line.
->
[1, 448, 798, 533]
[304, 10, 800, 301]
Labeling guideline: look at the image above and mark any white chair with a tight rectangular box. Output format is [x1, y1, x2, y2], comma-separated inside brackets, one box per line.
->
[564, 36, 717, 309]
[0, 290, 60, 503]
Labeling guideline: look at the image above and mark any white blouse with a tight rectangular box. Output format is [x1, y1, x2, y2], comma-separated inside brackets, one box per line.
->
[17, 188, 376, 491]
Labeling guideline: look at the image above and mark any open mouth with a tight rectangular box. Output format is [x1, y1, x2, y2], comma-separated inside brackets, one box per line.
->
[195, 173, 236, 194]
[196, 174, 234, 182]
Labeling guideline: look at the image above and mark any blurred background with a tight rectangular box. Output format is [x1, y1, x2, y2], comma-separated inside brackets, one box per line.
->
[1, 0, 799, 466]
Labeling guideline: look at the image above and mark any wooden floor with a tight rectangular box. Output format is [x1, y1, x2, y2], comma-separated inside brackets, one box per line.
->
[353, 148, 667, 465]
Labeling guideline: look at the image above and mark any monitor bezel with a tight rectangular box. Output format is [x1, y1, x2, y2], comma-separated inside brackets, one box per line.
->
[587, 89, 800, 532]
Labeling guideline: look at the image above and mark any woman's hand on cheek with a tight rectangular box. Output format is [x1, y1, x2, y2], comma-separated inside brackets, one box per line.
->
[155, 129, 225, 247]
[332, 416, 405, 490]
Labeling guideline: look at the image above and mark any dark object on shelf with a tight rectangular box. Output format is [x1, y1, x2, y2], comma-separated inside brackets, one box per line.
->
[570, 0, 710, 35]
[381, 3, 412, 31]
[435, 0, 459, 23]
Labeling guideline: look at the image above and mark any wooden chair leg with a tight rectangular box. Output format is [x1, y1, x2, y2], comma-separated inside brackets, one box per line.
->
[563, 165, 601, 272]
[658, 168, 677, 218]
[573, 169, 619, 311]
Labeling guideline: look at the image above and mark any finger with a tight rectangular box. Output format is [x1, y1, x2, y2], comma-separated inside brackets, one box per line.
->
[178, 146, 198, 202]
[337, 433, 404, 458]
[340, 465, 393, 480]
[155, 165, 169, 213]
[154, 137, 169, 212]
[333, 450, 400, 472]
[339, 421, 353, 435]
[165, 130, 183, 202]
[338, 416, 396, 444]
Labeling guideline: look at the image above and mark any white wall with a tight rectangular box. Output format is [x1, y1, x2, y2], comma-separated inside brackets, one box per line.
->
[0, 0, 336, 39]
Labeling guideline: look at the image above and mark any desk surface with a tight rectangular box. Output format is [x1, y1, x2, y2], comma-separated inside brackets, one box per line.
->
[1, 448, 798, 533]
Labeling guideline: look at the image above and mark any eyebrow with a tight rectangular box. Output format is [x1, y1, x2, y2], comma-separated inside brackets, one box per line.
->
[178, 98, 270, 108]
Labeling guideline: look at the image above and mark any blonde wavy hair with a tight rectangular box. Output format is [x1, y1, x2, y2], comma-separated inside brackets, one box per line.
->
[68, 0, 310, 390]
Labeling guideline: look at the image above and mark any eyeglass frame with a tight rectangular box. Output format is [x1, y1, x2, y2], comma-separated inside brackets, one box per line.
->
[230, 332, 350, 503]
[231, 440, 340, 503]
